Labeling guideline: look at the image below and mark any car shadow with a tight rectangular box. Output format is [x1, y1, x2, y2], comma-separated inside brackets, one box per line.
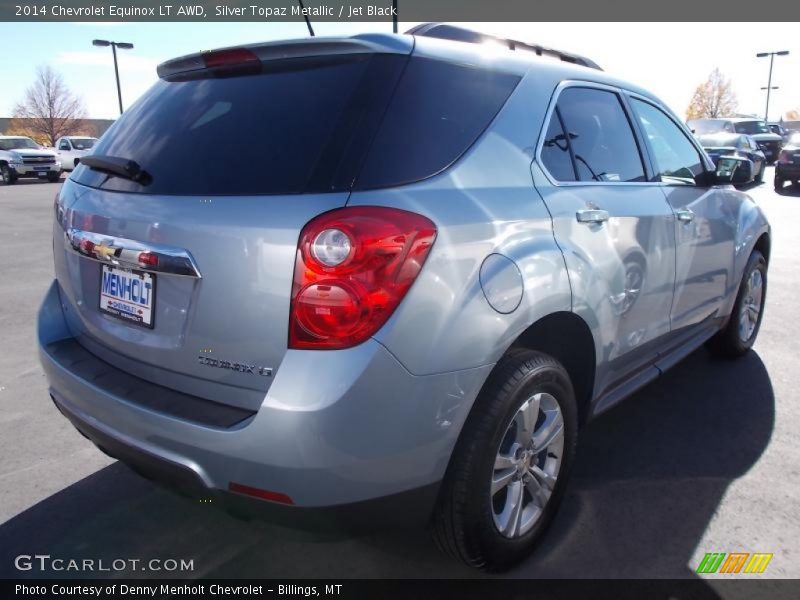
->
[776, 183, 800, 197]
[0, 348, 774, 583]
[1, 176, 65, 186]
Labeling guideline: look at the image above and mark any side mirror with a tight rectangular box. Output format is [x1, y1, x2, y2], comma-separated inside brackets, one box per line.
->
[714, 156, 752, 184]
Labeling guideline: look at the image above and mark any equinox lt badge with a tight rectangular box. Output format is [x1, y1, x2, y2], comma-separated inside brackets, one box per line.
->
[197, 355, 272, 377]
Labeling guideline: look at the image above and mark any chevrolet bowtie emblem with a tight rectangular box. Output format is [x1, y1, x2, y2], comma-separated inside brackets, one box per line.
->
[93, 244, 117, 260]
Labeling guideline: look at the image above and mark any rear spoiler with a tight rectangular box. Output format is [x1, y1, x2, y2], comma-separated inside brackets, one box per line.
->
[157, 34, 412, 79]
[406, 23, 602, 71]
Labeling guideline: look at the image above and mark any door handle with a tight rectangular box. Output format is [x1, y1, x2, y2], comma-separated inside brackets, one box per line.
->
[675, 209, 695, 223]
[576, 209, 609, 224]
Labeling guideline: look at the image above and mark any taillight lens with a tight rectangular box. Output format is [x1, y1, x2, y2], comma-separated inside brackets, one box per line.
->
[778, 150, 792, 164]
[289, 207, 437, 350]
[201, 48, 260, 76]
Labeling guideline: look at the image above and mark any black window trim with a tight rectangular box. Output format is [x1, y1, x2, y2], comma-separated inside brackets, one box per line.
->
[625, 92, 717, 188]
[535, 80, 656, 187]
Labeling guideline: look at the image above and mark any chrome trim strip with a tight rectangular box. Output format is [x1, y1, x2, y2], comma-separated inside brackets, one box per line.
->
[65, 228, 202, 278]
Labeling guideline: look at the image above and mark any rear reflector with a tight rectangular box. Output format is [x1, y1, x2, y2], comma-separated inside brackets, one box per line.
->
[228, 482, 294, 505]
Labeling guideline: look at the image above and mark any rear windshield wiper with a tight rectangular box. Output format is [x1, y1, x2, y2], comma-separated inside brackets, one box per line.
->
[80, 155, 152, 185]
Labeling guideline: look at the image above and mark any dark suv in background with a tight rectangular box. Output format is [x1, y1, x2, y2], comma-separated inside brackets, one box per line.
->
[775, 132, 800, 191]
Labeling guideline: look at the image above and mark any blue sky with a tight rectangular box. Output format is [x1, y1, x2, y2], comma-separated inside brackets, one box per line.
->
[1, 22, 798, 122]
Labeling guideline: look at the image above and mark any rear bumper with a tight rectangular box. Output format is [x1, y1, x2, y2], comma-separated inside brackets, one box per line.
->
[51, 392, 440, 529]
[776, 163, 800, 179]
[38, 280, 492, 519]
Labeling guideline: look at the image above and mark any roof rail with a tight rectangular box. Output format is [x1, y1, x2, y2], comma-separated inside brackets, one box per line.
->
[405, 23, 602, 71]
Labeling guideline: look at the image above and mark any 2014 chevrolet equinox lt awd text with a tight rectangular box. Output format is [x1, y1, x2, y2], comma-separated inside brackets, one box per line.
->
[38, 24, 770, 570]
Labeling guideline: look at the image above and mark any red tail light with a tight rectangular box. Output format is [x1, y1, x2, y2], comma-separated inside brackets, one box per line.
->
[778, 150, 792, 164]
[289, 207, 437, 350]
[201, 48, 260, 76]
[137, 251, 159, 268]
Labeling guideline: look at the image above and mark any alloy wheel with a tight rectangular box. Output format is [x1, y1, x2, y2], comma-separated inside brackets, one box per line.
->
[491, 392, 565, 538]
[738, 268, 764, 343]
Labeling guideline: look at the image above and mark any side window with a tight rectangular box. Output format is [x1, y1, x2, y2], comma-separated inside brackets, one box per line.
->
[631, 99, 706, 186]
[541, 109, 577, 181]
[59, 140, 70, 150]
[551, 87, 646, 183]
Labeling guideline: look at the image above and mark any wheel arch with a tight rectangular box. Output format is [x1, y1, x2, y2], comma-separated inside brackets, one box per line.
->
[754, 231, 771, 264]
[501, 311, 597, 427]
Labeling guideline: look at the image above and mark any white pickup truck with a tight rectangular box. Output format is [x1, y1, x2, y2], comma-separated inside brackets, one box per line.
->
[0, 136, 62, 184]
[55, 136, 98, 171]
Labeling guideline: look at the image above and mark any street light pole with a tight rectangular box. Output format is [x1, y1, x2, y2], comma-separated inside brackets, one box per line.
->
[756, 50, 789, 123]
[93, 39, 134, 115]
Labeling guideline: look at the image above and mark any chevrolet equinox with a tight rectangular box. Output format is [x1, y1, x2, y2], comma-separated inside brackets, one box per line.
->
[39, 24, 771, 570]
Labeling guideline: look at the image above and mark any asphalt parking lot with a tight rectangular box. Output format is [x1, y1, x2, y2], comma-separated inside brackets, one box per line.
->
[0, 171, 798, 583]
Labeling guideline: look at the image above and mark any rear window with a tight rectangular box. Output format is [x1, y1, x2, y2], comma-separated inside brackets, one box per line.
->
[689, 119, 731, 134]
[353, 58, 520, 190]
[72, 54, 520, 196]
[734, 120, 770, 135]
[698, 134, 740, 148]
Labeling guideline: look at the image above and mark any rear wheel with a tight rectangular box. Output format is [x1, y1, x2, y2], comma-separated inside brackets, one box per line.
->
[774, 175, 784, 191]
[47, 171, 62, 183]
[707, 250, 767, 358]
[1, 164, 17, 185]
[431, 350, 577, 570]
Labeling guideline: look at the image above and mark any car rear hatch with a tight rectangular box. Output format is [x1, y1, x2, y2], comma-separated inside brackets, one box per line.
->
[54, 36, 413, 412]
[53, 33, 523, 414]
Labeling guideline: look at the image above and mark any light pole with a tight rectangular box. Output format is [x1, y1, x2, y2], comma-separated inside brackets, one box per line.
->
[756, 50, 789, 123]
[93, 39, 134, 115]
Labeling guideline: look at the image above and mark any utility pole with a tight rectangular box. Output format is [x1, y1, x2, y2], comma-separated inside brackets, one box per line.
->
[93, 39, 134, 115]
[756, 50, 789, 123]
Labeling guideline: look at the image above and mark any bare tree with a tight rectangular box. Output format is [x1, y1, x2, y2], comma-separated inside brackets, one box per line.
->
[12, 65, 87, 146]
[685, 68, 738, 120]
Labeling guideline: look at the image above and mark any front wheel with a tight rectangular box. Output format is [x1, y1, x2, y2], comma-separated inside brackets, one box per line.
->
[707, 250, 767, 358]
[1, 164, 17, 185]
[431, 350, 577, 570]
[47, 171, 62, 183]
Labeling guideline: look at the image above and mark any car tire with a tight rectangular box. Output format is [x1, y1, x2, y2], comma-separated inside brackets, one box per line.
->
[431, 349, 577, 571]
[47, 171, 62, 183]
[707, 250, 767, 359]
[774, 176, 784, 191]
[1, 164, 17, 185]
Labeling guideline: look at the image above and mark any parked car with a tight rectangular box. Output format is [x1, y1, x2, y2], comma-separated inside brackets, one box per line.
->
[769, 123, 792, 144]
[697, 133, 766, 184]
[0, 136, 61, 184]
[55, 136, 98, 171]
[687, 117, 783, 163]
[39, 26, 771, 570]
[775, 131, 800, 191]
[782, 120, 800, 133]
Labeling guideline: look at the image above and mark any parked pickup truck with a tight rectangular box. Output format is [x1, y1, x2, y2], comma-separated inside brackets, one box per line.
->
[55, 136, 98, 171]
[0, 135, 61, 184]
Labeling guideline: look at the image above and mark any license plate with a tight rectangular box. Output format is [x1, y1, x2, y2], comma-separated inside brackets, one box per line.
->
[99, 265, 156, 329]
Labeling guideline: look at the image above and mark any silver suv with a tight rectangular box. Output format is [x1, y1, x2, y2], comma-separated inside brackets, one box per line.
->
[38, 26, 770, 570]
